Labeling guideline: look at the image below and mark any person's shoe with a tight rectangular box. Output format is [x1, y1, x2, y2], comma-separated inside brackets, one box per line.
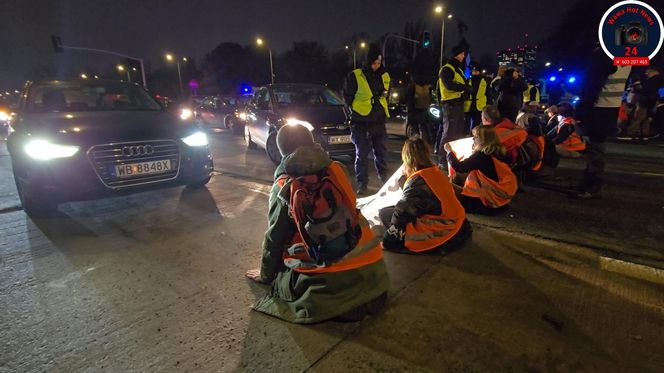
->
[356, 184, 368, 196]
[569, 191, 601, 200]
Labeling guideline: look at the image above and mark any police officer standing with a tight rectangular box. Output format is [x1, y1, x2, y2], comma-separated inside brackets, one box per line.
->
[343, 44, 391, 195]
[465, 65, 490, 132]
[436, 45, 469, 162]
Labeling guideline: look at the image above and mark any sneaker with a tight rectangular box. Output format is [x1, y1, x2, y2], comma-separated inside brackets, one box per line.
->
[356, 184, 368, 196]
[569, 191, 601, 200]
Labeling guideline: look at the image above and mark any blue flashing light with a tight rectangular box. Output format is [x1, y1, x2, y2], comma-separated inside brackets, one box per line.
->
[568, 76, 576, 84]
[548, 76, 557, 82]
[240, 84, 252, 94]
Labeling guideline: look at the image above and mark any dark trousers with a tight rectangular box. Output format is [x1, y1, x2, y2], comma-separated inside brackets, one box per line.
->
[578, 107, 618, 193]
[350, 120, 388, 186]
[408, 109, 434, 144]
[439, 99, 466, 154]
[465, 109, 482, 133]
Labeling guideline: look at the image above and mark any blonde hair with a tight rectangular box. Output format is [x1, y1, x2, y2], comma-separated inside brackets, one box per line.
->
[402, 137, 434, 177]
[472, 125, 506, 156]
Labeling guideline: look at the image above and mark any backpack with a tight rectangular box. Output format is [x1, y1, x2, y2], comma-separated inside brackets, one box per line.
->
[414, 84, 432, 109]
[284, 165, 361, 266]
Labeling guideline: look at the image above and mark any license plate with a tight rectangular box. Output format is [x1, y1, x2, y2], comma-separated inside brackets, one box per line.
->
[328, 135, 352, 144]
[114, 160, 172, 178]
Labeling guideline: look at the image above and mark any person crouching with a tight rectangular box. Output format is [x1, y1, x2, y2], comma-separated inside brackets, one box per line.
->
[246, 124, 389, 323]
[446, 125, 518, 215]
[380, 137, 472, 254]
[548, 102, 586, 158]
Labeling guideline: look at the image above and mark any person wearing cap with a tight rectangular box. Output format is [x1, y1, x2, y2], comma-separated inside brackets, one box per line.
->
[343, 44, 391, 195]
[246, 124, 389, 323]
[436, 45, 470, 161]
[464, 64, 490, 132]
[496, 68, 528, 122]
[544, 105, 560, 134]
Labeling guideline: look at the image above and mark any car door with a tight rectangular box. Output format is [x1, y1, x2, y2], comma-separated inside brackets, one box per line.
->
[247, 88, 271, 147]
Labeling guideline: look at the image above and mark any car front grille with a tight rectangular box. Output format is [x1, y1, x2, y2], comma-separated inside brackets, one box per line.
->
[87, 139, 181, 189]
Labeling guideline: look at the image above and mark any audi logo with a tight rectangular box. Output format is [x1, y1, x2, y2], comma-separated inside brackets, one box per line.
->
[122, 145, 154, 157]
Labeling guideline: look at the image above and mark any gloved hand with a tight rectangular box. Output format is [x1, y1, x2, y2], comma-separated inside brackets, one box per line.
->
[382, 225, 405, 251]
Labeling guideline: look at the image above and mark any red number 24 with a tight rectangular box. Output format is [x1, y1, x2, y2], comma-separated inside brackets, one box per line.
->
[625, 47, 638, 56]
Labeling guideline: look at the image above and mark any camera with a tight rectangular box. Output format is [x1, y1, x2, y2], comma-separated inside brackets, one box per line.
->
[615, 22, 647, 46]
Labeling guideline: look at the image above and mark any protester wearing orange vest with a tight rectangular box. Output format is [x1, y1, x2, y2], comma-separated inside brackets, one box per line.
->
[481, 105, 527, 165]
[547, 102, 585, 158]
[446, 125, 518, 215]
[380, 138, 472, 254]
[246, 124, 389, 323]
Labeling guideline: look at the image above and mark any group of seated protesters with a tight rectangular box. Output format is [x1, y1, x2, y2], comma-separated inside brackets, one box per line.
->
[243, 104, 581, 324]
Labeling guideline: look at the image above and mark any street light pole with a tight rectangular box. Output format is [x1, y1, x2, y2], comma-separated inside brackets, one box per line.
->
[176, 60, 183, 97]
[439, 17, 445, 72]
[268, 48, 274, 85]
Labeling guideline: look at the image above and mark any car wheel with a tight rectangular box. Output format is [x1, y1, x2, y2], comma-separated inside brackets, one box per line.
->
[14, 176, 57, 217]
[244, 125, 257, 149]
[186, 176, 211, 189]
[266, 132, 282, 165]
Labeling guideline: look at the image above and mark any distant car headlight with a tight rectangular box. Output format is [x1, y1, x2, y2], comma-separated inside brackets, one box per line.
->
[429, 107, 441, 119]
[0, 111, 8, 122]
[238, 112, 247, 121]
[182, 131, 208, 147]
[24, 139, 79, 160]
[286, 118, 314, 131]
[180, 108, 193, 120]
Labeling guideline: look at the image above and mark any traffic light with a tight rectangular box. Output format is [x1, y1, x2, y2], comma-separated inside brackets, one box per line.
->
[51, 35, 63, 53]
[422, 30, 431, 48]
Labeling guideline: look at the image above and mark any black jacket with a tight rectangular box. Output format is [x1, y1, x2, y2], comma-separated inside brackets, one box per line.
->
[439, 58, 469, 102]
[576, 46, 620, 125]
[497, 76, 528, 108]
[638, 74, 664, 111]
[447, 151, 511, 182]
[343, 67, 388, 123]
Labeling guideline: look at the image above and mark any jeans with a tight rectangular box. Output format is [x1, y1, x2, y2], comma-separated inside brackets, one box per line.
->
[350, 120, 388, 186]
[408, 109, 434, 145]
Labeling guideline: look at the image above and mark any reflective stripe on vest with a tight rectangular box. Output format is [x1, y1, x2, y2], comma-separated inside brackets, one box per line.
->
[523, 84, 540, 103]
[462, 156, 517, 208]
[352, 69, 391, 118]
[557, 118, 586, 152]
[464, 78, 488, 112]
[402, 166, 466, 253]
[438, 64, 467, 102]
[495, 123, 528, 150]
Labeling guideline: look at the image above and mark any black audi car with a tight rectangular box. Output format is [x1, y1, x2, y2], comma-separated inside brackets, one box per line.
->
[243, 84, 354, 164]
[7, 80, 213, 216]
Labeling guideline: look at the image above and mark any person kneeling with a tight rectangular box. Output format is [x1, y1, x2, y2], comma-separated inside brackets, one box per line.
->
[446, 125, 518, 215]
[246, 124, 389, 324]
[548, 102, 585, 158]
[380, 137, 471, 254]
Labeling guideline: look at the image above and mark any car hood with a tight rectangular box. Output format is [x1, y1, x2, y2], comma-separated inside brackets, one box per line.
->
[275, 106, 347, 128]
[16, 111, 198, 145]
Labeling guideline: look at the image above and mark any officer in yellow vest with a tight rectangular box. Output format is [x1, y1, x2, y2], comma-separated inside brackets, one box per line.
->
[522, 80, 541, 103]
[342, 44, 391, 195]
[436, 45, 470, 163]
[464, 65, 490, 132]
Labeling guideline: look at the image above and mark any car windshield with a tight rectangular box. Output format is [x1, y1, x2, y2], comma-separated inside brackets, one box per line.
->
[272, 86, 344, 107]
[25, 82, 162, 113]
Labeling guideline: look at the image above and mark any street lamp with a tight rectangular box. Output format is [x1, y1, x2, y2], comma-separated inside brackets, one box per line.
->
[117, 65, 130, 82]
[346, 42, 366, 70]
[545, 62, 552, 67]
[434, 5, 451, 72]
[256, 38, 274, 85]
[80, 73, 88, 79]
[165, 53, 186, 97]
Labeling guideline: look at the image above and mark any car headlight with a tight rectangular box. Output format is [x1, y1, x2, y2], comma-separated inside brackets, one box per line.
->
[182, 131, 208, 147]
[286, 118, 314, 131]
[0, 111, 8, 122]
[180, 108, 193, 120]
[24, 139, 79, 160]
[238, 112, 247, 121]
[429, 107, 440, 119]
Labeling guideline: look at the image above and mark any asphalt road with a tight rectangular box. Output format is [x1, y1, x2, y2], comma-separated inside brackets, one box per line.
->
[1, 128, 663, 372]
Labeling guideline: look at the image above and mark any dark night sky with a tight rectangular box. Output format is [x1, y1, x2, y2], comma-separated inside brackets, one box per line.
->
[0, 0, 580, 88]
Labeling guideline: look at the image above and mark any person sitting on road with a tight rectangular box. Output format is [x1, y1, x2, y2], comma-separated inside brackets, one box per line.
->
[481, 105, 527, 165]
[379, 137, 472, 254]
[547, 102, 585, 158]
[246, 124, 389, 324]
[446, 125, 518, 215]
[543, 105, 560, 134]
[516, 102, 548, 175]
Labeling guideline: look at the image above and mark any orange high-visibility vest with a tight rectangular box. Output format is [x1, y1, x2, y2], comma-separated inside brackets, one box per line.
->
[494, 120, 528, 153]
[557, 118, 586, 152]
[530, 135, 545, 171]
[277, 162, 383, 274]
[462, 156, 517, 208]
[401, 166, 466, 253]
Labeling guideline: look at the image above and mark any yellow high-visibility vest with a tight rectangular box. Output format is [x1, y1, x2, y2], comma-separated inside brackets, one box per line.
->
[438, 63, 467, 102]
[523, 84, 540, 103]
[464, 78, 488, 112]
[351, 69, 390, 118]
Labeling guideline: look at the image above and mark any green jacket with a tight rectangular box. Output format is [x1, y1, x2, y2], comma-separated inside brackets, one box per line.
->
[254, 145, 389, 324]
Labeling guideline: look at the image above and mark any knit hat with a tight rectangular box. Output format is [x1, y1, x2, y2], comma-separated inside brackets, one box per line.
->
[451, 45, 466, 58]
[365, 44, 383, 65]
[276, 123, 315, 156]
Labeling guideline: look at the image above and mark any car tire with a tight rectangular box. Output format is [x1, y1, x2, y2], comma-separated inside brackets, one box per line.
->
[266, 132, 282, 165]
[186, 176, 211, 189]
[244, 125, 257, 149]
[14, 176, 57, 218]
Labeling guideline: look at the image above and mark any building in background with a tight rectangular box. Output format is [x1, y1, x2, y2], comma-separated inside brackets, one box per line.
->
[497, 45, 537, 78]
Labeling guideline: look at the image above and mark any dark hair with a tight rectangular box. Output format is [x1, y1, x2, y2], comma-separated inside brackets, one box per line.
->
[557, 102, 575, 117]
[482, 105, 502, 124]
[402, 137, 434, 177]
